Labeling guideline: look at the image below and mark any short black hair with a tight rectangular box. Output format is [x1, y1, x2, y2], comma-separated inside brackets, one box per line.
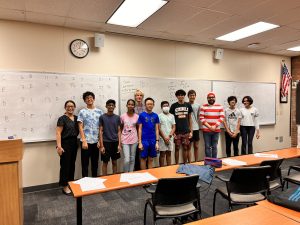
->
[242, 96, 253, 105]
[161, 101, 169, 108]
[144, 97, 155, 104]
[106, 99, 116, 105]
[188, 90, 196, 96]
[82, 91, 95, 100]
[127, 99, 135, 106]
[175, 89, 186, 96]
[227, 96, 237, 104]
[64, 100, 76, 108]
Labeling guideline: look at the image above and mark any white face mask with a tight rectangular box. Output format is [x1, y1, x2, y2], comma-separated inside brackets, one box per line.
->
[162, 106, 170, 113]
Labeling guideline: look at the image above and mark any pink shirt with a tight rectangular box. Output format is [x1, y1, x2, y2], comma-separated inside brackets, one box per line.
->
[120, 113, 139, 144]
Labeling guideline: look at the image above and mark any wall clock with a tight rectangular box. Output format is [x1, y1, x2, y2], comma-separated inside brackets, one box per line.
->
[70, 39, 89, 58]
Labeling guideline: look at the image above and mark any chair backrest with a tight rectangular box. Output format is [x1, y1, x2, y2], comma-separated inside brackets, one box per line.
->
[260, 158, 284, 181]
[153, 175, 199, 206]
[228, 165, 271, 195]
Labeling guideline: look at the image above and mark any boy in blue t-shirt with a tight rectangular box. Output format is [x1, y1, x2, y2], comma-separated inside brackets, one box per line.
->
[137, 97, 160, 170]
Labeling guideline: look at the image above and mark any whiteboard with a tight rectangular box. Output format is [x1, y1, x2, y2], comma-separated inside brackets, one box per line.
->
[0, 71, 119, 142]
[212, 81, 276, 125]
[119, 76, 212, 114]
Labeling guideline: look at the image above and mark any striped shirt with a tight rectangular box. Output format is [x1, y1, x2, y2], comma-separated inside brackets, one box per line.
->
[199, 104, 224, 133]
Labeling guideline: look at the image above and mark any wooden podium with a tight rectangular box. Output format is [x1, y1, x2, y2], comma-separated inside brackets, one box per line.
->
[0, 139, 23, 225]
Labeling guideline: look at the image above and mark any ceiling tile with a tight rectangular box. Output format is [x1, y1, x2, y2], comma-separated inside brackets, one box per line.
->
[0, 0, 25, 10]
[0, 8, 25, 21]
[266, 6, 300, 26]
[25, 0, 72, 17]
[68, 0, 122, 23]
[65, 17, 105, 31]
[171, 0, 220, 8]
[26, 11, 65, 27]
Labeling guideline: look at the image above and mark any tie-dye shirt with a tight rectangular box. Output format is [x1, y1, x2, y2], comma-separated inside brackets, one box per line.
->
[78, 108, 103, 144]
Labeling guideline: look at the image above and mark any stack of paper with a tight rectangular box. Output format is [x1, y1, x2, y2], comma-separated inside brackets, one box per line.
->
[120, 172, 157, 184]
[254, 153, 278, 158]
[223, 158, 247, 166]
[73, 177, 107, 192]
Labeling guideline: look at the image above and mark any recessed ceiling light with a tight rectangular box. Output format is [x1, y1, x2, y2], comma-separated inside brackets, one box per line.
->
[216, 22, 279, 42]
[287, 46, 300, 51]
[107, 0, 168, 28]
[248, 43, 260, 48]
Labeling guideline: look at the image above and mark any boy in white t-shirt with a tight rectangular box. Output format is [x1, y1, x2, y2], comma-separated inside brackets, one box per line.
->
[158, 101, 176, 166]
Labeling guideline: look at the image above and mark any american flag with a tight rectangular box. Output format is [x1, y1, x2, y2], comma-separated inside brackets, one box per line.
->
[280, 63, 292, 97]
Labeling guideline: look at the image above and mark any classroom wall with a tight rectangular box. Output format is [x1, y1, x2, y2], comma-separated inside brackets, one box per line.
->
[0, 20, 291, 187]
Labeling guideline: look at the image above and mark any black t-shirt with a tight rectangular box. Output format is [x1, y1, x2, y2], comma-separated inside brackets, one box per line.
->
[57, 115, 79, 139]
[169, 102, 193, 134]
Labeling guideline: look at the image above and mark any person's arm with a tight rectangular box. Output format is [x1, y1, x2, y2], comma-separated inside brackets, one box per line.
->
[159, 123, 168, 144]
[233, 117, 241, 137]
[215, 106, 225, 130]
[138, 123, 143, 150]
[188, 113, 193, 138]
[254, 108, 260, 139]
[99, 125, 105, 153]
[56, 126, 64, 156]
[78, 122, 88, 149]
[223, 117, 231, 134]
[155, 123, 159, 151]
[117, 124, 121, 153]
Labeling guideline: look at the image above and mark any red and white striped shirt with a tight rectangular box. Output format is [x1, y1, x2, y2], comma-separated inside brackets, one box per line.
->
[199, 104, 224, 132]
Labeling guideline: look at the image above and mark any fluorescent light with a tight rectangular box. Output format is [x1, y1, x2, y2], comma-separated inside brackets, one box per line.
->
[216, 22, 279, 42]
[107, 0, 168, 27]
[287, 46, 300, 51]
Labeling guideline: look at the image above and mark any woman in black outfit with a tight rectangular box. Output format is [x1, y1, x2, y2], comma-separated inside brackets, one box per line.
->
[56, 100, 79, 195]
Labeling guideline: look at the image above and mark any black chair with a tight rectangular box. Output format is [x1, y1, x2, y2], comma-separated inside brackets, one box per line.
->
[283, 165, 300, 188]
[260, 158, 284, 192]
[213, 165, 271, 215]
[143, 174, 201, 225]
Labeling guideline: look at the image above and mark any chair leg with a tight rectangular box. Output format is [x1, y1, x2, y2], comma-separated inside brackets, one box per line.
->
[213, 191, 218, 216]
[144, 202, 149, 225]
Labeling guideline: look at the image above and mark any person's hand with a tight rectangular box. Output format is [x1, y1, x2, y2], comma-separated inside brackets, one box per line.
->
[189, 131, 193, 138]
[57, 146, 64, 156]
[164, 137, 170, 144]
[256, 133, 260, 139]
[138, 142, 143, 151]
[117, 145, 122, 153]
[82, 140, 88, 149]
[231, 132, 237, 138]
[97, 141, 100, 149]
[100, 146, 105, 154]
[155, 142, 159, 151]
[210, 125, 216, 132]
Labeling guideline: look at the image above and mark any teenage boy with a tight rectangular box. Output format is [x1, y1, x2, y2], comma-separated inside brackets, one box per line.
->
[158, 101, 176, 166]
[170, 89, 193, 164]
[187, 90, 200, 162]
[224, 96, 242, 157]
[199, 92, 224, 158]
[78, 91, 103, 177]
[138, 97, 160, 170]
[98, 99, 121, 175]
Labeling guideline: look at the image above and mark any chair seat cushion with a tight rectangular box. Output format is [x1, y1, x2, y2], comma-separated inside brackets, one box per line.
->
[285, 174, 300, 184]
[155, 203, 196, 216]
[217, 186, 266, 204]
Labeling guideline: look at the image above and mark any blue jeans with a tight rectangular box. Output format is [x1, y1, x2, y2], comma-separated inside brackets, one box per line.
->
[203, 132, 220, 158]
[123, 143, 137, 172]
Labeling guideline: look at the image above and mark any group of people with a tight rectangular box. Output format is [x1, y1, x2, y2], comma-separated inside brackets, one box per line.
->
[56, 89, 260, 195]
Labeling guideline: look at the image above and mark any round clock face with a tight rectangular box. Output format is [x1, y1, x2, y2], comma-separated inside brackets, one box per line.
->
[70, 39, 89, 58]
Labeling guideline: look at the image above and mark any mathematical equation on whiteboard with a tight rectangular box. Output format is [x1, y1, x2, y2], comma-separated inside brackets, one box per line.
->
[0, 72, 119, 142]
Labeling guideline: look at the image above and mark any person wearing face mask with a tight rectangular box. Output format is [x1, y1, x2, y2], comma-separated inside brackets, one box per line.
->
[158, 101, 176, 166]
[199, 92, 224, 158]
[240, 96, 260, 155]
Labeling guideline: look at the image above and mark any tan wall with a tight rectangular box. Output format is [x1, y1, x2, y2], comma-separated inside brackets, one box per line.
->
[0, 20, 291, 187]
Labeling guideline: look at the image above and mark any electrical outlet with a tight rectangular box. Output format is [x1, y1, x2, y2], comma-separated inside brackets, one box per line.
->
[279, 136, 283, 142]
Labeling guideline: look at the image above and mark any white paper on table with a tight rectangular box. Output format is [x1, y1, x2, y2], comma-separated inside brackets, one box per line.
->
[120, 172, 157, 184]
[72, 177, 107, 192]
[222, 158, 247, 166]
[254, 153, 278, 158]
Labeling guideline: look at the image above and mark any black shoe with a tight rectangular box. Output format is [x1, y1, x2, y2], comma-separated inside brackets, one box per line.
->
[62, 189, 72, 196]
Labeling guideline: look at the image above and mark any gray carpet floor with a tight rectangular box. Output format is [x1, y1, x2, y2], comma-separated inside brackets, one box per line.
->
[24, 158, 300, 225]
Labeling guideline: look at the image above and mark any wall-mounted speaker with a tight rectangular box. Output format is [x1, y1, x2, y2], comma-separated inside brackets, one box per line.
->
[214, 48, 224, 60]
[94, 33, 104, 48]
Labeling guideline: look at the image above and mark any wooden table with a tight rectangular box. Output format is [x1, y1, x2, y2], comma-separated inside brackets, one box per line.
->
[69, 147, 300, 225]
[257, 200, 300, 222]
[187, 205, 299, 225]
